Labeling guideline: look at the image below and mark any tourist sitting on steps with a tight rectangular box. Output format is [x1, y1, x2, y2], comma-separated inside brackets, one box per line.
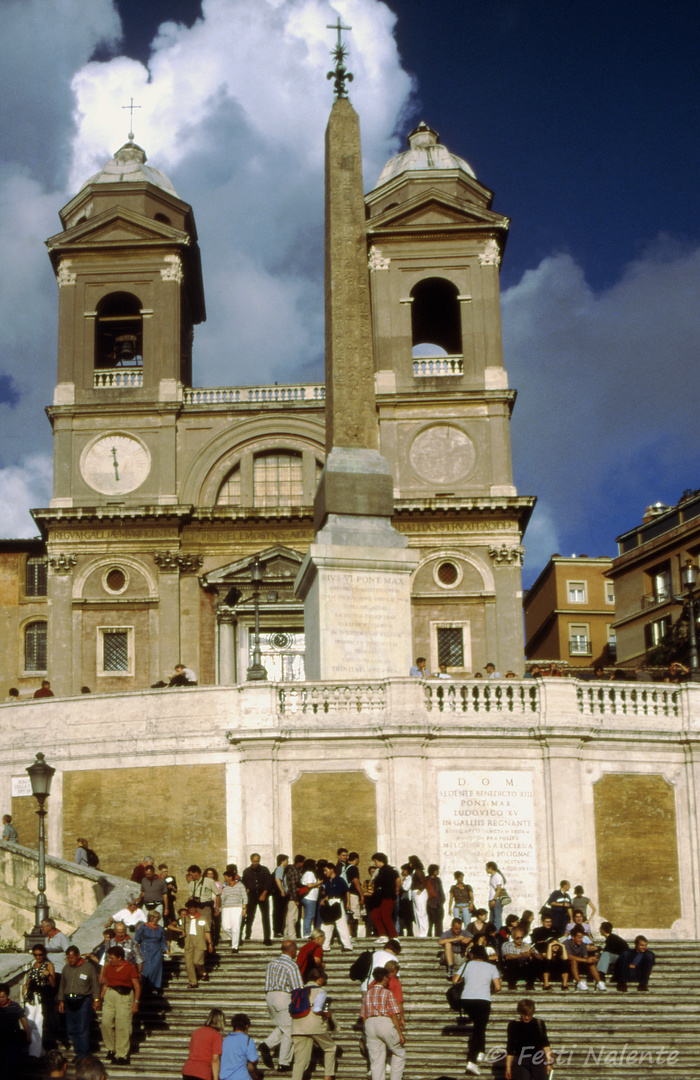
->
[616, 935, 656, 992]
[564, 928, 606, 991]
[597, 921, 629, 983]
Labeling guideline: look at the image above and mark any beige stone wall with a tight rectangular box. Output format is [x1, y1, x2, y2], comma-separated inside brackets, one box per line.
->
[291, 771, 377, 868]
[61, 764, 227, 882]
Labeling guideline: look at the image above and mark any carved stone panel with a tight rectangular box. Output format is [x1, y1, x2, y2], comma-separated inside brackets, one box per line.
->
[593, 773, 681, 928]
[292, 770, 376, 869]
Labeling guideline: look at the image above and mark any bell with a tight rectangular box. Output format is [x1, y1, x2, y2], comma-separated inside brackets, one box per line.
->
[115, 333, 138, 365]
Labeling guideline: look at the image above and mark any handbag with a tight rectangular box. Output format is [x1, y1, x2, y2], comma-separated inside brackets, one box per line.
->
[446, 977, 465, 1011]
[499, 889, 511, 907]
[321, 902, 341, 924]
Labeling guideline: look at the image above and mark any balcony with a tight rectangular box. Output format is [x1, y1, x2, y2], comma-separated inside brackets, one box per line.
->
[94, 368, 143, 388]
[641, 591, 672, 609]
[413, 356, 463, 377]
[183, 384, 325, 405]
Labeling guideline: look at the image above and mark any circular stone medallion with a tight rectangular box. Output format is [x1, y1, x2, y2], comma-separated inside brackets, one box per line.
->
[409, 425, 476, 484]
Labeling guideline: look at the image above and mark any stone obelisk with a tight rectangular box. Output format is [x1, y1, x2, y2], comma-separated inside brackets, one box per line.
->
[295, 36, 418, 680]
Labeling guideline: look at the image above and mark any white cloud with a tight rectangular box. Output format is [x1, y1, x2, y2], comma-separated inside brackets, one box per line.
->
[0, 0, 413, 535]
[0, 454, 52, 538]
[503, 240, 700, 577]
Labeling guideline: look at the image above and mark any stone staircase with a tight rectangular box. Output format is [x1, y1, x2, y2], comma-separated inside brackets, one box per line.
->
[38, 939, 700, 1078]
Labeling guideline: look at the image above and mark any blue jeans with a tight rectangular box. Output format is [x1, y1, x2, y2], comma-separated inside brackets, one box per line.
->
[491, 898, 503, 930]
[453, 903, 472, 924]
[301, 896, 317, 936]
[65, 994, 93, 1058]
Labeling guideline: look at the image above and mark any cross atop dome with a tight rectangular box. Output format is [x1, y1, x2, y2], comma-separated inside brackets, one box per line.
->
[122, 96, 142, 142]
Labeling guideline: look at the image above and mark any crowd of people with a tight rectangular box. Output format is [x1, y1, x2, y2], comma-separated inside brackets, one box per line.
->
[0, 854, 657, 1078]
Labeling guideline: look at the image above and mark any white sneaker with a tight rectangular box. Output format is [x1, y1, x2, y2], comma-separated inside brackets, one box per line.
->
[576, 980, 588, 991]
[476, 1053, 485, 1063]
[595, 981, 607, 991]
[466, 1064, 481, 1076]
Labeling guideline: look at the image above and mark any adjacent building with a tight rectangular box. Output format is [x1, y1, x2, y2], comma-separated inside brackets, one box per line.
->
[609, 489, 700, 667]
[523, 554, 616, 669]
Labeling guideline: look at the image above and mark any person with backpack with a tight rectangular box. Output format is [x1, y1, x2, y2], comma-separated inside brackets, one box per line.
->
[258, 939, 303, 1073]
[75, 838, 99, 868]
[290, 967, 337, 1080]
[505, 997, 553, 1080]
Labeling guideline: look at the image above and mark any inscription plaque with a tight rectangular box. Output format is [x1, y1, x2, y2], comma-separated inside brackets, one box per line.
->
[438, 769, 537, 913]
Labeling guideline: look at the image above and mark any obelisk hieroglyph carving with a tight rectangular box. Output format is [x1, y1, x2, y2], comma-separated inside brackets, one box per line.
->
[295, 26, 417, 680]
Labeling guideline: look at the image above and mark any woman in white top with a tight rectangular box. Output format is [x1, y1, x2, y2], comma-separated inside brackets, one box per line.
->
[453, 945, 502, 1076]
[486, 861, 505, 931]
[300, 859, 322, 936]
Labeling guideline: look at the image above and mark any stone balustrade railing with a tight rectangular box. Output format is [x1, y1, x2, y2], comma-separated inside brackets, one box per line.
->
[93, 368, 143, 388]
[413, 356, 464, 377]
[424, 680, 540, 714]
[184, 384, 325, 405]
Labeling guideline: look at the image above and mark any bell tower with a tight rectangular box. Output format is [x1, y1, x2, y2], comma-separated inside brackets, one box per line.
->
[366, 123, 534, 675]
[45, 140, 205, 506]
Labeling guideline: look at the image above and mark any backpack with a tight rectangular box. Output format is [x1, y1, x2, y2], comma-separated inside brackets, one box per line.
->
[86, 848, 99, 868]
[289, 987, 313, 1018]
[349, 949, 373, 983]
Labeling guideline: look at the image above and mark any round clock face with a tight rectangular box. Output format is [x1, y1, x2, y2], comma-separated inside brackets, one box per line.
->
[81, 434, 151, 495]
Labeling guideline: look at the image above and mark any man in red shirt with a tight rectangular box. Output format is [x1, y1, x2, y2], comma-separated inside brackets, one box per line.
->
[33, 679, 54, 698]
[361, 967, 406, 1080]
[97, 946, 140, 1065]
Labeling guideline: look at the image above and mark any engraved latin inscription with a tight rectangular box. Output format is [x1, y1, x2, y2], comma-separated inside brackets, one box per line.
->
[320, 570, 408, 678]
[438, 770, 537, 913]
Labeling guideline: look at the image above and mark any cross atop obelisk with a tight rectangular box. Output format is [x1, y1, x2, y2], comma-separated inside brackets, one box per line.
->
[326, 17, 354, 99]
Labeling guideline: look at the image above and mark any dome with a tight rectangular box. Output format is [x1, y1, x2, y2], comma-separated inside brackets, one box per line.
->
[373, 121, 476, 189]
[80, 141, 177, 196]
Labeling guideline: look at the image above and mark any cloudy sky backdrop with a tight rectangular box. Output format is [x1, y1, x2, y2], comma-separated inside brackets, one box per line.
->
[1, 0, 698, 586]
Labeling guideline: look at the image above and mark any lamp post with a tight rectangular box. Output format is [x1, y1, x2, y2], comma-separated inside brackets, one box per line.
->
[246, 557, 268, 681]
[24, 752, 56, 951]
[682, 559, 700, 682]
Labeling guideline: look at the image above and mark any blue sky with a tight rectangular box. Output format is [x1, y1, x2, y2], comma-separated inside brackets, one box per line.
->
[0, 0, 698, 587]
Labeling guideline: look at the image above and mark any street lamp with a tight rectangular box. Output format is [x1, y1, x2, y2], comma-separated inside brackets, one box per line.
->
[246, 557, 268, 681]
[682, 559, 700, 682]
[24, 752, 56, 951]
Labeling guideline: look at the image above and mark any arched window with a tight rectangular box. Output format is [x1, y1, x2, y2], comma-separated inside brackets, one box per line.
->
[95, 292, 143, 369]
[25, 621, 47, 672]
[410, 277, 461, 357]
[254, 451, 303, 508]
[217, 465, 241, 506]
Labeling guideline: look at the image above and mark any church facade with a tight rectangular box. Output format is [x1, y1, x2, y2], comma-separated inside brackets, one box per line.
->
[3, 118, 533, 699]
[1, 105, 698, 942]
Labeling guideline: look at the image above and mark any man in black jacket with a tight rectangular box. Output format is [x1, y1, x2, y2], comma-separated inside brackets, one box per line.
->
[598, 921, 628, 983]
[243, 853, 274, 945]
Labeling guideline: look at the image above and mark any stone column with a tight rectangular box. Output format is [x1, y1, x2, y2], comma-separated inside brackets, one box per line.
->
[218, 616, 236, 685]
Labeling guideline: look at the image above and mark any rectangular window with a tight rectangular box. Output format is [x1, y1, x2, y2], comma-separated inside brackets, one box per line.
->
[437, 627, 464, 667]
[607, 624, 617, 659]
[645, 616, 672, 649]
[651, 563, 671, 603]
[605, 580, 615, 604]
[24, 622, 47, 672]
[567, 580, 587, 604]
[569, 623, 591, 655]
[97, 626, 133, 676]
[26, 557, 47, 597]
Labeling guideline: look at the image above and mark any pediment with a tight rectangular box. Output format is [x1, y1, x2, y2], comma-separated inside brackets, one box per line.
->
[369, 189, 509, 231]
[47, 206, 187, 249]
[203, 544, 303, 587]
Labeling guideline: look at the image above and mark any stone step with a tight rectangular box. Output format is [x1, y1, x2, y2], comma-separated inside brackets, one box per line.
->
[46, 939, 700, 1080]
